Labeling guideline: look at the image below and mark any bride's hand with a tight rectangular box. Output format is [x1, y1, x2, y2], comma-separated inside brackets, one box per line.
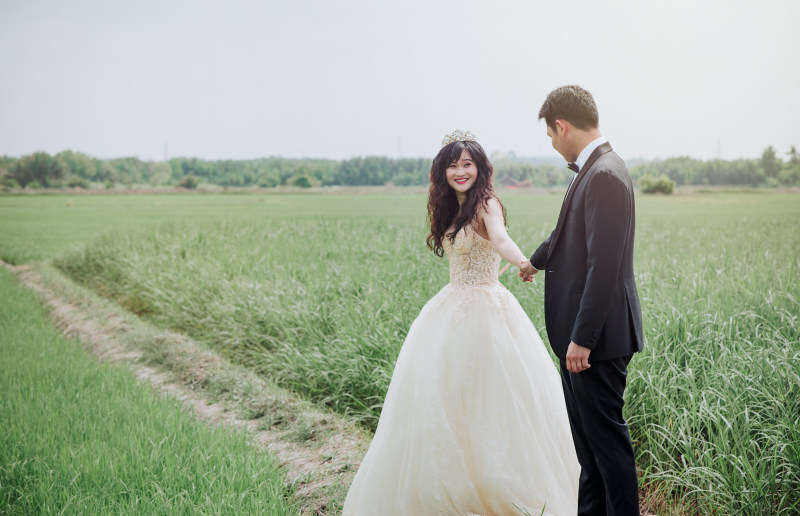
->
[519, 260, 537, 282]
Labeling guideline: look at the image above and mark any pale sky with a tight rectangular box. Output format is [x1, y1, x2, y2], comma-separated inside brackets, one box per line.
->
[1, 0, 798, 162]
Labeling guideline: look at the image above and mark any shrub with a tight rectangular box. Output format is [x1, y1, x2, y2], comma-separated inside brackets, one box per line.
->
[177, 175, 199, 189]
[67, 176, 89, 188]
[292, 175, 312, 188]
[639, 174, 676, 194]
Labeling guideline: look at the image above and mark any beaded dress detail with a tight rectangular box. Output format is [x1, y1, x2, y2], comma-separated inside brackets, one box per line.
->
[445, 225, 501, 286]
[343, 226, 580, 516]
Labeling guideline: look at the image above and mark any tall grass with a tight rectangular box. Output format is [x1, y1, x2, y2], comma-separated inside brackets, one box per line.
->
[56, 218, 441, 429]
[17, 192, 800, 513]
[623, 213, 800, 513]
[0, 268, 296, 515]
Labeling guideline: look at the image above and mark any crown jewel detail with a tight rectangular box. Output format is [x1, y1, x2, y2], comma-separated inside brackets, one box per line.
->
[441, 129, 477, 148]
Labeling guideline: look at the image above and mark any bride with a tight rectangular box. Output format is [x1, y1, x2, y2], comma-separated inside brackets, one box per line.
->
[343, 131, 579, 515]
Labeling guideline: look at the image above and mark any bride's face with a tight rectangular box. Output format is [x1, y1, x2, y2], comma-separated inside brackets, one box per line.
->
[446, 150, 477, 194]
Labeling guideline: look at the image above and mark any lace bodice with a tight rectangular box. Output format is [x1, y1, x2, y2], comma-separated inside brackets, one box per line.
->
[443, 225, 502, 287]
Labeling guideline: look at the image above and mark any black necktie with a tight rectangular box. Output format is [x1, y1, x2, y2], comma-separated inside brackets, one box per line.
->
[567, 162, 579, 173]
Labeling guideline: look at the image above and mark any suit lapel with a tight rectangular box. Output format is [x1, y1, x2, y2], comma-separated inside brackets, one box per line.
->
[546, 142, 614, 261]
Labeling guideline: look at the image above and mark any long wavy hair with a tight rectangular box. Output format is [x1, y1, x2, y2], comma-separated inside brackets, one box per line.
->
[426, 140, 506, 257]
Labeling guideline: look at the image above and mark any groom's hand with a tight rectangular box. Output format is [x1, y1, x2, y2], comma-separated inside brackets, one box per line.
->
[519, 260, 538, 282]
[566, 342, 591, 373]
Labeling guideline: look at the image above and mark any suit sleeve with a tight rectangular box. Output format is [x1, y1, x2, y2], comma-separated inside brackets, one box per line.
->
[530, 229, 554, 270]
[571, 170, 631, 349]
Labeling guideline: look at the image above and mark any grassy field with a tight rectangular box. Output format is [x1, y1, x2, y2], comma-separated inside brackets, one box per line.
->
[2, 191, 799, 514]
[0, 267, 296, 515]
[0, 192, 425, 265]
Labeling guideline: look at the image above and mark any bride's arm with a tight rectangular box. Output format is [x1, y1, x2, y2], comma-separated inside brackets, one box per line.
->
[480, 197, 527, 266]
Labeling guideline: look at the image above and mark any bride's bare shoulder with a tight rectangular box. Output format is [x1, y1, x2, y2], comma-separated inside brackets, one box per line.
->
[479, 196, 504, 219]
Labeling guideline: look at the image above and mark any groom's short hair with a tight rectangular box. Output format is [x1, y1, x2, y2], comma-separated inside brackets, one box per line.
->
[539, 85, 599, 131]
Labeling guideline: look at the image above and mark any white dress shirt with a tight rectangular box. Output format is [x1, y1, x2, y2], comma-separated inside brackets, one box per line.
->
[565, 136, 607, 198]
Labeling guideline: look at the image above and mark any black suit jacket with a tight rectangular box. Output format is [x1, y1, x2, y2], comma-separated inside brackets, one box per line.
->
[531, 142, 643, 361]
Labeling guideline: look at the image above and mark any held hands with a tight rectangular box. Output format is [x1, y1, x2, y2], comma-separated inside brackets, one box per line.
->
[519, 260, 538, 282]
[566, 341, 591, 373]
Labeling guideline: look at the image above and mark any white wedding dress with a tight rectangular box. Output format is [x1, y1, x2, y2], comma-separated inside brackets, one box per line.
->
[343, 225, 580, 516]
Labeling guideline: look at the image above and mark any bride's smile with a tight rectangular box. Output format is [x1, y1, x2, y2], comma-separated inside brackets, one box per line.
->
[446, 150, 477, 196]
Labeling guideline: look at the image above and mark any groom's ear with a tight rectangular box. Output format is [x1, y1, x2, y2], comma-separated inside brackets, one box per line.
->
[555, 119, 569, 137]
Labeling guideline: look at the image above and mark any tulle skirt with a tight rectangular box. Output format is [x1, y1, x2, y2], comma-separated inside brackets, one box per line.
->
[343, 282, 580, 516]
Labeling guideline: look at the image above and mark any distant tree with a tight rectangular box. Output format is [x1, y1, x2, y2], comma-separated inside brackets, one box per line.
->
[0, 162, 19, 188]
[787, 145, 799, 165]
[11, 152, 67, 187]
[760, 146, 780, 178]
[0, 157, 11, 181]
[779, 145, 800, 185]
[106, 157, 149, 185]
[149, 162, 172, 186]
[56, 150, 98, 181]
[0, 155, 17, 171]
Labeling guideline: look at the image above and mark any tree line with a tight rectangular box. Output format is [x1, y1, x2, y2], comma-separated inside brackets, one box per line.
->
[1, 145, 798, 191]
[630, 145, 800, 188]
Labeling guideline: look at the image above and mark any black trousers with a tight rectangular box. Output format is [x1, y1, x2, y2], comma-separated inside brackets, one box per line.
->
[560, 356, 639, 516]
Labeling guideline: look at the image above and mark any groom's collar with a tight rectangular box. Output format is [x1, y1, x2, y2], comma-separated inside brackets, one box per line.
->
[574, 136, 607, 172]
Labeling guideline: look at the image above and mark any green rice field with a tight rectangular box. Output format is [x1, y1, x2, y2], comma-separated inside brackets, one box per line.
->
[0, 266, 296, 515]
[1, 191, 798, 514]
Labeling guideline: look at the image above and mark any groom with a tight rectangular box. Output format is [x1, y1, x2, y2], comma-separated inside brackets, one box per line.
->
[520, 85, 643, 516]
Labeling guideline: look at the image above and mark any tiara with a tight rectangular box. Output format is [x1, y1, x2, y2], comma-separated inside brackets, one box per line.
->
[441, 129, 477, 148]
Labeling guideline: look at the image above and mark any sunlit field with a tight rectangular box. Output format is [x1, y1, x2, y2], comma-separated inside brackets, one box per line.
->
[2, 191, 798, 514]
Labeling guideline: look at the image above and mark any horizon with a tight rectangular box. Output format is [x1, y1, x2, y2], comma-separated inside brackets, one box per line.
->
[0, 148, 788, 165]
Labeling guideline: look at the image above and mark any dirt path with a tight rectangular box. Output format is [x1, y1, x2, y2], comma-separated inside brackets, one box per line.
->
[4, 261, 370, 515]
[4, 260, 662, 516]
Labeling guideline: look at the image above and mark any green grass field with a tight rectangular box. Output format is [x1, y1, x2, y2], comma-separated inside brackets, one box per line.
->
[0, 192, 426, 265]
[0, 267, 296, 515]
[1, 191, 799, 514]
